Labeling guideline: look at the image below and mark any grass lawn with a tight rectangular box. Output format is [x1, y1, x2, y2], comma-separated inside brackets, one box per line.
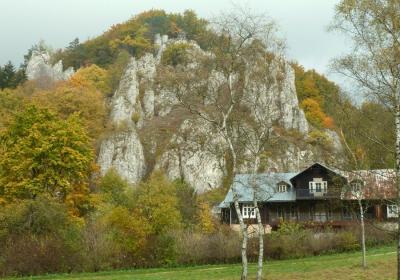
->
[6, 246, 396, 280]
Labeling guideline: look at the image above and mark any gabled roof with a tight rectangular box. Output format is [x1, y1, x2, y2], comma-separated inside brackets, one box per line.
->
[289, 162, 346, 183]
[218, 163, 396, 208]
[219, 172, 297, 208]
[342, 169, 396, 200]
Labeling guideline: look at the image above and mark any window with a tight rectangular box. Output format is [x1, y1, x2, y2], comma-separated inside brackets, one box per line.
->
[387, 204, 398, 218]
[309, 178, 327, 194]
[278, 184, 287, 193]
[242, 204, 256, 219]
[350, 181, 363, 193]
[315, 182, 322, 192]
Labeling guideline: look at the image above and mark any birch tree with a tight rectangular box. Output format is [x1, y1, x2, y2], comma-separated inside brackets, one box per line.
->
[330, 1, 400, 277]
[235, 58, 282, 279]
[160, 7, 284, 280]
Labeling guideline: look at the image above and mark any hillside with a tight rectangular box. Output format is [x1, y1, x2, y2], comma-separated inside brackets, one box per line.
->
[0, 9, 396, 278]
[22, 11, 351, 194]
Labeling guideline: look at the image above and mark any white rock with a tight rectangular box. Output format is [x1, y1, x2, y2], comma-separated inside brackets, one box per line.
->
[97, 127, 146, 184]
[156, 119, 225, 193]
[26, 51, 74, 82]
[109, 57, 140, 124]
[97, 34, 340, 192]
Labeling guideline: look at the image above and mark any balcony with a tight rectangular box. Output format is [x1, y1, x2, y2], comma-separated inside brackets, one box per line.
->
[296, 188, 340, 200]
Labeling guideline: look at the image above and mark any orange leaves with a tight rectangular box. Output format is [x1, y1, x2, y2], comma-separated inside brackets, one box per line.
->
[293, 63, 337, 130]
[323, 116, 335, 129]
[301, 98, 335, 129]
[31, 65, 108, 141]
[70, 64, 111, 95]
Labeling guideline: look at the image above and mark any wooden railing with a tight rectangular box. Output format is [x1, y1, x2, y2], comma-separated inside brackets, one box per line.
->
[296, 188, 341, 199]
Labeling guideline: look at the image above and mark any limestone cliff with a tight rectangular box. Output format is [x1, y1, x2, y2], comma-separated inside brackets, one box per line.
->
[26, 51, 74, 82]
[96, 35, 342, 192]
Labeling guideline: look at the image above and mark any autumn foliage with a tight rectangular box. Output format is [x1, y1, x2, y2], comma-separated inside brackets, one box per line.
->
[293, 64, 336, 130]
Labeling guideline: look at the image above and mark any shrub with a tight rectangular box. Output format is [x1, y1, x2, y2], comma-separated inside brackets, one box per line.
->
[335, 231, 359, 252]
[175, 226, 241, 265]
[161, 43, 193, 66]
[0, 198, 84, 276]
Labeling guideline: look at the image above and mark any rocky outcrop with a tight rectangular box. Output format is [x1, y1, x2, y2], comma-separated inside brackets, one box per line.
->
[26, 51, 74, 81]
[97, 56, 156, 184]
[97, 127, 146, 184]
[156, 119, 226, 193]
[97, 34, 341, 191]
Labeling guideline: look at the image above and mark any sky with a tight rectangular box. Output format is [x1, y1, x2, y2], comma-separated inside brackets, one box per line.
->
[0, 0, 349, 78]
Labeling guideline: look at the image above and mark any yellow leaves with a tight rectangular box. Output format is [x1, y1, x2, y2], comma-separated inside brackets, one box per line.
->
[301, 98, 335, 129]
[196, 202, 216, 234]
[135, 171, 182, 235]
[31, 66, 108, 141]
[0, 106, 94, 217]
[70, 65, 111, 95]
[102, 206, 151, 254]
[109, 26, 153, 57]
[293, 63, 338, 130]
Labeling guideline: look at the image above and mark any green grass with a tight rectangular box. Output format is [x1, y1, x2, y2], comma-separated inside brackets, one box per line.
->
[5, 246, 396, 280]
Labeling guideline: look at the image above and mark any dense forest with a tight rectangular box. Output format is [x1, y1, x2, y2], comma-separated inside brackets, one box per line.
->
[0, 9, 394, 276]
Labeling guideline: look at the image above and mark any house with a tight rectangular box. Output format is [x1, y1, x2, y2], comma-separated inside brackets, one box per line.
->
[219, 163, 397, 230]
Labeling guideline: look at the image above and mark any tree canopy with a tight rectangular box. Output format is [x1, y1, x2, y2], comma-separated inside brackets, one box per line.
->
[0, 106, 94, 215]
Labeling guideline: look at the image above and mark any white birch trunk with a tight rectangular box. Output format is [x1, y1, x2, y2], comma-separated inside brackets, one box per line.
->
[253, 198, 264, 280]
[234, 199, 248, 280]
[251, 155, 264, 280]
[395, 103, 400, 280]
[358, 199, 367, 268]
[223, 122, 248, 280]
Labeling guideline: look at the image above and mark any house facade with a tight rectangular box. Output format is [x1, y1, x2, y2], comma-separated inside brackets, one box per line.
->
[219, 163, 397, 229]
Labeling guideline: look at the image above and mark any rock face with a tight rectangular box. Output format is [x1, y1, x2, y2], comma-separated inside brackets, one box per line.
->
[156, 119, 226, 193]
[26, 51, 74, 81]
[273, 64, 309, 134]
[97, 34, 341, 191]
[97, 56, 157, 183]
[98, 127, 146, 184]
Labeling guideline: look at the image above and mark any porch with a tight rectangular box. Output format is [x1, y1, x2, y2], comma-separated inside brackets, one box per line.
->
[221, 201, 384, 229]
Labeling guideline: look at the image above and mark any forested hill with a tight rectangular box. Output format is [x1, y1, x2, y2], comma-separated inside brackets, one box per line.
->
[0, 9, 395, 277]
[0, 9, 394, 198]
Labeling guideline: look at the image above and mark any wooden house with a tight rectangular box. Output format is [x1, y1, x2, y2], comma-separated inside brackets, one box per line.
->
[219, 163, 397, 229]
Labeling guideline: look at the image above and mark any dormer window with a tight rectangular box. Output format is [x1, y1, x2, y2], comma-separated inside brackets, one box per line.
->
[309, 178, 327, 193]
[387, 204, 398, 218]
[278, 184, 287, 193]
[350, 180, 363, 192]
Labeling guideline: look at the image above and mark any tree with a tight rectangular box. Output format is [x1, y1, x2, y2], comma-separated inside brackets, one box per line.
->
[330, 0, 400, 277]
[0, 61, 27, 90]
[32, 68, 108, 141]
[134, 171, 182, 235]
[196, 201, 216, 233]
[160, 7, 284, 279]
[98, 168, 132, 206]
[0, 106, 94, 215]
[69, 64, 111, 95]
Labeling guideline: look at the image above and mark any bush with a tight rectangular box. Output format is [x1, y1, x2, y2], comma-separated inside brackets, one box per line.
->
[161, 43, 192, 66]
[0, 198, 84, 276]
[175, 226, 241, 265]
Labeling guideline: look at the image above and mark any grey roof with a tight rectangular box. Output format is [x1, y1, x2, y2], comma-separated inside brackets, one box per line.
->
[219, 172, 297, 208]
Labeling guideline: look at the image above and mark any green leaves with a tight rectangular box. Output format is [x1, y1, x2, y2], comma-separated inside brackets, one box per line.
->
[0, 106, 93, 210]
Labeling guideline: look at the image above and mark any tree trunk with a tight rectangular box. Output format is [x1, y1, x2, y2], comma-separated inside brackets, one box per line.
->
[234, 199, 248, 280]
[253, 198, 264, 280]
[251, 155, 264, 280]
[358, 199, 367, 268]
[226, 131, 248, 280]
[396, 103, 400, 280]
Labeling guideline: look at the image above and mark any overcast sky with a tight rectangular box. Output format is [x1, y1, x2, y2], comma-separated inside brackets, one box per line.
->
[0, 0, 349, 78]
